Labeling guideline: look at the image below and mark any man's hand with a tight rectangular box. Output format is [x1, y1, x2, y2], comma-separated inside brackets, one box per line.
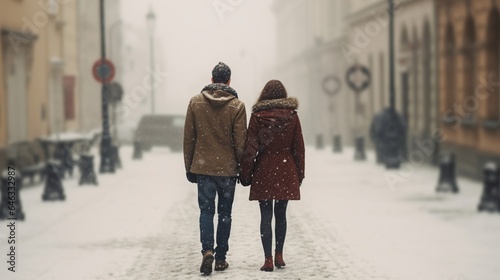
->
[186, 172, 197, 183]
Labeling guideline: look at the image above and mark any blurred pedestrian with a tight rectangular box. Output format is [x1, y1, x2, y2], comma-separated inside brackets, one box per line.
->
[183, 62, 247, 275]
[240, 80, 305, 272]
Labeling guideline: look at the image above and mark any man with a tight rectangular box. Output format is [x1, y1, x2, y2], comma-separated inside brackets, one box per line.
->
[183, 62, 247, 275]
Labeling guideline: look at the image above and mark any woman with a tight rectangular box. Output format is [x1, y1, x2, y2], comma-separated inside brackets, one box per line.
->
[240, 80, 305, 272]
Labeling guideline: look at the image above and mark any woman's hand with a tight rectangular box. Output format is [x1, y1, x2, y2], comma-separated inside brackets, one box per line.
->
[239, 176, 251, 187]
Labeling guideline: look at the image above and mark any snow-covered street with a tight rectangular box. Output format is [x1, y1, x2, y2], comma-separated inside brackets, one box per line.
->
[1, 146, 500, 280]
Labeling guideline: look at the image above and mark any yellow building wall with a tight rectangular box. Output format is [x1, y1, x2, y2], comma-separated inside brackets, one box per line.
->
[0, 0, 73, 143]
[26, 7, 51, 140]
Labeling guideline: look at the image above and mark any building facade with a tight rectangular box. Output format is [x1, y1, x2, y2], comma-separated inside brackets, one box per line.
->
[0, 0, 122, 157]
[62, 0, 80, 132]
[343, 0, 439, 159]
[274, 0, 439, 156]
[396, 0, 439, 163]
[438, 0, 500, 178]
[0, 0, 75, 147]
[273, 0, 351, 146]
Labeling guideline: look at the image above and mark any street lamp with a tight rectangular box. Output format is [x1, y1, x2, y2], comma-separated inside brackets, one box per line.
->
[99, 0, 115, 173]
[146, 7, 156, 115]
[371, 0, 406, 169]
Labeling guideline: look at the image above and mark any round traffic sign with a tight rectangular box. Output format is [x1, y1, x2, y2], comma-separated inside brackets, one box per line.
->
[92, 58, 115, 83]
[322, 76, 341, 96]
[346, 64, 371, 93]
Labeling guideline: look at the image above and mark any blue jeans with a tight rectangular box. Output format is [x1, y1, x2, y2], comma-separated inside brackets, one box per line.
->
[197, 175, 236, 261]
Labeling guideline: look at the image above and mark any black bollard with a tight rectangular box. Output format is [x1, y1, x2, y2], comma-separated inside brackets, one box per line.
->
[112, 145, 122, 169]
[79, 155, 98, 186]
[0, 170, 25, 220]
[333, 135, 342, 153]
[478, 162, 500, 212]
[436, 153, 459, 193]
[316, 135, 324, 150]
[133, 141, 142, 160]
[354, 136, 366, 161]
[42, 160, 66, 201]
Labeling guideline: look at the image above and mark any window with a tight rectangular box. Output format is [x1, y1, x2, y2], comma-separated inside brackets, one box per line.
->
[63, 76, 76, 120]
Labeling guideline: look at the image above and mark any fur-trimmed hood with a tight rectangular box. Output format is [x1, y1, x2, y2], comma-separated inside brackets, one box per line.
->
[252, 97, 299, 113]
[201, 83, 239, 107]
[252, 97, 299, 128]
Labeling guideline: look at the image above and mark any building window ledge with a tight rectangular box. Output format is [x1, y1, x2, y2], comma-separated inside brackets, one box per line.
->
[442, 117, 457, 125]
[461, 118, 477, 128]
[482, 120, 500, 130]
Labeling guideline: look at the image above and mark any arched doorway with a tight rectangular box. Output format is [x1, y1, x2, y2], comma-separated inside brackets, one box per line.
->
[462, 16, 476, 122]
[400, 26, 410, 128]
[422, 20, 432, 139]
[412, 27, 420, 134]
[400, 25, 410, 159]
[444, 22, 455, 114]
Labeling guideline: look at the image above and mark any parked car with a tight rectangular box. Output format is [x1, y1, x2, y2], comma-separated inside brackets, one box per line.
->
[134, 114, 185, 152]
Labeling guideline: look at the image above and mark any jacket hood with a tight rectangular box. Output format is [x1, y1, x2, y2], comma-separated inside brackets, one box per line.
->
[201, 83, 239, 107]
[252, 97, 299, 127]
[252, 97, 298, 113]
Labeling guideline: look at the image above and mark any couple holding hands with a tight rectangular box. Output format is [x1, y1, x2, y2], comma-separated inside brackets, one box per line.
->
[183, 62, 305, 275]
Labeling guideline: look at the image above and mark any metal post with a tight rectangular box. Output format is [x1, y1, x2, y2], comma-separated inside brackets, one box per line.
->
[109, 20, 121, 141]
[389, 0, 395, 111]
[99, 0, 115, 173]
[401, 71, 409, 159]
[376, 0, 405, 169]
[150, 33, 155, 114]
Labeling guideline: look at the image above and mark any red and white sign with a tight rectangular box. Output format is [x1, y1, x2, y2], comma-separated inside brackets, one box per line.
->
[92, 58, 115, 83]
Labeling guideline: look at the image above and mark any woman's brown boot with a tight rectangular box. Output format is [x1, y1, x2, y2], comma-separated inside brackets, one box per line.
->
[275, 251, 286, 268]
[260, 257, 274, 272]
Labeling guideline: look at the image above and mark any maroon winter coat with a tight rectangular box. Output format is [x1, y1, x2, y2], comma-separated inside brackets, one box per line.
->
[240, 97, 305, 201]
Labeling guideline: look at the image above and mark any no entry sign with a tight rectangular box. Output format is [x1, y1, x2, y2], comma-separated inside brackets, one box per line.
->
[92, 58, 115, 83]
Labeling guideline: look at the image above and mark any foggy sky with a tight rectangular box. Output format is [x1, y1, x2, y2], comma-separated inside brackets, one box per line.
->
[121, 0, 277, 115]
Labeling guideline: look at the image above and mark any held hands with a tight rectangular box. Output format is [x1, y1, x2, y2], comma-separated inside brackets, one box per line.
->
[186, 172, 197, 184]
[238, 176, 251, 187]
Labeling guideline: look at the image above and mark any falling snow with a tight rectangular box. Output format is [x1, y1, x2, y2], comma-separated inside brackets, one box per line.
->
[1, 147, 499, 279]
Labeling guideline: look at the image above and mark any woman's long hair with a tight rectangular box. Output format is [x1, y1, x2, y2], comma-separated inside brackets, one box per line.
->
[257, 80, 288, 102]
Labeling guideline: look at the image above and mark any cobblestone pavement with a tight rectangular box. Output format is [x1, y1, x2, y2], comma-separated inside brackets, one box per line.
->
[2, 147, 500, 280]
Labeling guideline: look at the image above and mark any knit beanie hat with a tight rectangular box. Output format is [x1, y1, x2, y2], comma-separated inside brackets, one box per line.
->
[212, 62, 231, 84]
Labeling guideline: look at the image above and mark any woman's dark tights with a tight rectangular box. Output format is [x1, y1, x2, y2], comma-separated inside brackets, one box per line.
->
[259, 200, 289, 258]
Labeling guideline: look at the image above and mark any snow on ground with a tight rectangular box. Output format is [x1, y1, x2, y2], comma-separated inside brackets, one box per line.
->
[1, 146, 499, 280]
[305, 148, 500, 280]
